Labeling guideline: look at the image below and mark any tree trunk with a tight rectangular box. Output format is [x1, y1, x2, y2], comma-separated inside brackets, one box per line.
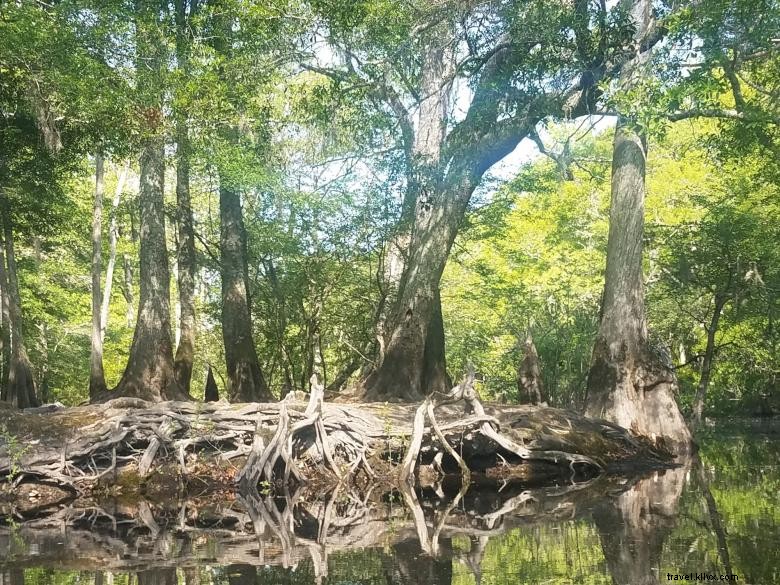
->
[0, 245, 11, 401]
[585, 118, 692, 454]
[421, 288, 451, 396]
[89, 153, 108, 398]
[691, 294, 727, 428]
[220, 185, 272, 402]
[362, 30, 457, 401]
[100, 162, 128, 342]
[173, 0, 197, 394]
[585, 0, 692, 455]
[1, 206, 38, 408]
[204, 365, 219, 402]
[517, 334, 544, 405]
[110, 0, 187, 403]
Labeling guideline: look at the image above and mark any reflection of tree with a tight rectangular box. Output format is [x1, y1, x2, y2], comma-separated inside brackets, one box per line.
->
[0, 570, 24, 585]
[136, 569, 177, 585]
[385, 538, 453, 585]
[593, 462, 690, 585]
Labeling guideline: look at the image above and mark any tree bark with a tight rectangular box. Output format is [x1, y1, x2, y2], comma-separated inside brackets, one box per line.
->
[220, 185, 272, 402]
[421, 288, 451, 396]
[585, 119, 692, 454]
[0, 244, 11, 401]
[89, 153, 108, 398]
[691, 294, 727, 428]
[1, 204, 38, 408]
[517, 334, 545, 405]
[110, 0, 187, 403]
[173, 0, 197, 394]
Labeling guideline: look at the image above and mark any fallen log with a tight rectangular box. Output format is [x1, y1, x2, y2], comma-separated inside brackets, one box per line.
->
[0, 372, 671, 521]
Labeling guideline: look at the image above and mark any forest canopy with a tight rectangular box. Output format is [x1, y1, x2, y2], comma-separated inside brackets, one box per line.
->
[0, 0, 778, 433]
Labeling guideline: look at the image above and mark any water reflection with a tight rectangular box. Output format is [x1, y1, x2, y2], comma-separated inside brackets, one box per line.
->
[3, 421, 779, 585]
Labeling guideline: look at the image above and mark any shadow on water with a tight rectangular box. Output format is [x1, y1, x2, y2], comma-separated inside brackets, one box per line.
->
[2, 419, 779, 584]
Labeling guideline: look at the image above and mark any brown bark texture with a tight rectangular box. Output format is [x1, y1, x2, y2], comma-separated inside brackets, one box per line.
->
[220, 186, 271, 402]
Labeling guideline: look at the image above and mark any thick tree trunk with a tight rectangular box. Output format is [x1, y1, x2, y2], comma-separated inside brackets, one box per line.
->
[173, 0, 197, 394]
[517, 334, 545, 405]
[220, 185, 272, 402]
[585, 0, 691, 455]
[585, 119, 692, 454]
[691, 295, 726, 428]
[421, 288, 451, 396]
[100, 163, 128, 342]
[363, 31, 458, 401]
[89, 153, 108, 398]
[110, 0, 187, 403]
[1, 207, 38, 408]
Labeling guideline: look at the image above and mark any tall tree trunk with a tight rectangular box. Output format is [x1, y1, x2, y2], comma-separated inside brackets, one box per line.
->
[110, 0, 187, 402]
[173, 0, 197, 394]
[585, 118, 692, 453]
[585, 0, 692, 455]
[1, 205, 38, 408]
[100, 162, 128, 342]
[220, 185, 271, 402]
[0, 245, 11, 401]
[89, 153, 108, 398]
[691, 294, 727, 429]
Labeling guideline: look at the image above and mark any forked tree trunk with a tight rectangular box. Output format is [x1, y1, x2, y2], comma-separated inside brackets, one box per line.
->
[110, 0, 187, 403]
[364, 182, 470, 401]
[1, 207, 38, 408]
[691, 294, 727, 428]
[173, 0, 197, 394]
[220, 185, 272, 402]
[585, 119, 692, 454]
[89, 153, 108, 398]
[363, 30, 457, 401]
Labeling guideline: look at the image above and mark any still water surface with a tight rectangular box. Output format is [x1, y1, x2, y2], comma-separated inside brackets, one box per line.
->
[2, 420, 779, 585]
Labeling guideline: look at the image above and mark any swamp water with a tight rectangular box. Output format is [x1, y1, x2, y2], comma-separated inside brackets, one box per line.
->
[1, 420, 778, 585]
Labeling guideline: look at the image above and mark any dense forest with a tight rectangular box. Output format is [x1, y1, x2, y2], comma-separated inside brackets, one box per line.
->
[1, 0, 779, 445]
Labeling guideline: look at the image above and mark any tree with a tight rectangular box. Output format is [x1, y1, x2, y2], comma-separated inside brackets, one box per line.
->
[306, 0, 659, 401]
[110, 0, 187, 402]
[585, 0, 692, 454]
[172, 0, 199, 394]
[1, 205, 38, 408]
[89, 153, 108, 397]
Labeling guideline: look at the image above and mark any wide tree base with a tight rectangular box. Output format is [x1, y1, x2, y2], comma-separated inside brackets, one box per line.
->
[587, 338, 694, 456]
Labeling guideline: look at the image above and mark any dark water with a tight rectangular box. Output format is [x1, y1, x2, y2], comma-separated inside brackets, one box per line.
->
[2, 420, 779, 585]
